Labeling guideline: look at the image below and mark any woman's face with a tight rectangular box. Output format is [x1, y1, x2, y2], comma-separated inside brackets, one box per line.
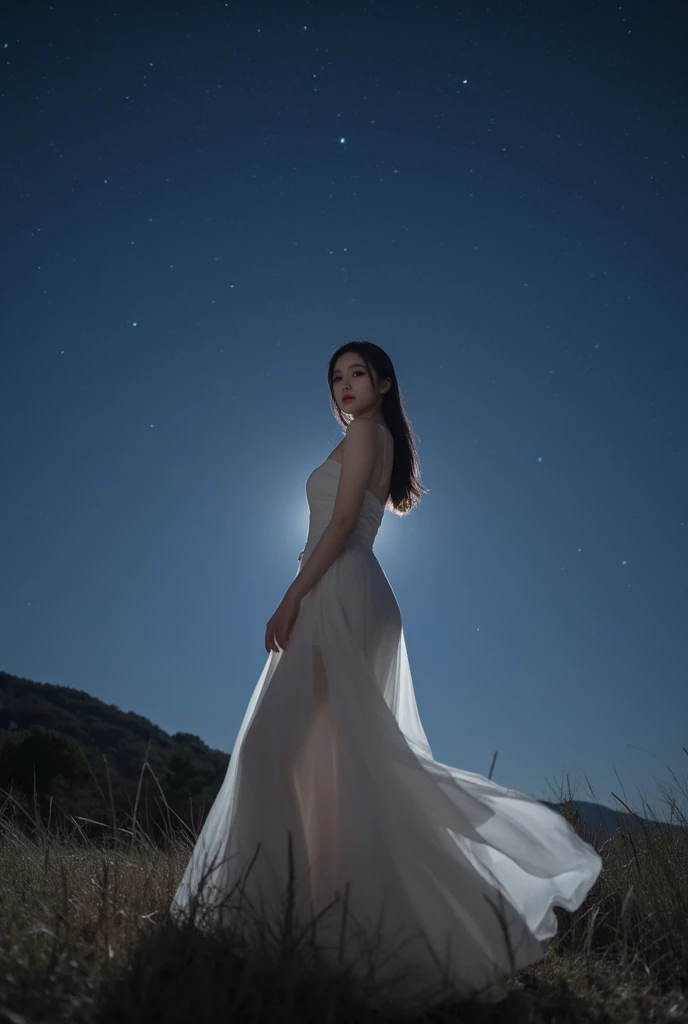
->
[332, 354, 378, 416]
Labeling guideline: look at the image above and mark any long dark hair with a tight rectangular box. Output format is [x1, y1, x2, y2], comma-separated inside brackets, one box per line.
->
[326, 340, 428, 516]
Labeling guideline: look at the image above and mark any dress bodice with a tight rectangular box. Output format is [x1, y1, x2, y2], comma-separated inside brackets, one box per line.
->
[299, 424, 388, 565]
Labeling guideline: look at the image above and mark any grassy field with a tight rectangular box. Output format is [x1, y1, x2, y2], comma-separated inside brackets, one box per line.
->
[1, 759, 686, 1024]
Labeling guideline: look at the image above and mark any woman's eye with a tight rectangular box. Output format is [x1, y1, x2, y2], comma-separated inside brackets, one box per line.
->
[334, 371, 363, 382]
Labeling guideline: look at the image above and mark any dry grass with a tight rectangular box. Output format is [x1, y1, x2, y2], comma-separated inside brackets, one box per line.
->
[0, 756, 687, 1024]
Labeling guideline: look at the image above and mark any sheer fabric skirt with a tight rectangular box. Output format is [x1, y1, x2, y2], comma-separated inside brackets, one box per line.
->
[171, 542, 602, 1007]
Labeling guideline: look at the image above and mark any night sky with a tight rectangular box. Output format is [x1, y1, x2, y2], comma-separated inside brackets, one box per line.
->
[2, 1, 687, 820]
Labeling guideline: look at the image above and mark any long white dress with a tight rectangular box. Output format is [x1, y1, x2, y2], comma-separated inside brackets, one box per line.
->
[171, 424, 602, 1008]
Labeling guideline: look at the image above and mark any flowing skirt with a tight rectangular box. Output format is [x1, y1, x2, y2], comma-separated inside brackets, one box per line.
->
[171, 542, 602, 1008]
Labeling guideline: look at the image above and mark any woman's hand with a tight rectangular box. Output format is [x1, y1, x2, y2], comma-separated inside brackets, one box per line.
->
[265, 593, 301, 654]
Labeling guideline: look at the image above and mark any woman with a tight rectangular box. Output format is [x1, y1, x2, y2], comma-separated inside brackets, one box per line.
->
[171, 340, 602, 1008]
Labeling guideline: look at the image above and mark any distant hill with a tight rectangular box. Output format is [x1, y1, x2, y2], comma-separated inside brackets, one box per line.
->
[1, 669, 679, 844]
[0, 669, 229, 835]
[541, 798, 683, 840]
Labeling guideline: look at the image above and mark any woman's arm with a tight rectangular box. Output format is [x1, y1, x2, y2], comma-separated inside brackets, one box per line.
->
[286, 520, 353, 602]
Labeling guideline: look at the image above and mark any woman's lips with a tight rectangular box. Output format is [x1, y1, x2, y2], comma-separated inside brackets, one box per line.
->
[342, 396, 355, 402]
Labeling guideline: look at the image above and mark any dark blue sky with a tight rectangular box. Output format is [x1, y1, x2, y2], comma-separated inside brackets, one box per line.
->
[2, 1, 686, 820]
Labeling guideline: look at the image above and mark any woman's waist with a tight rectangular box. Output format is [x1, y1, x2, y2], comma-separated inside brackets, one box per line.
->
[298, 528, 377, 565]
